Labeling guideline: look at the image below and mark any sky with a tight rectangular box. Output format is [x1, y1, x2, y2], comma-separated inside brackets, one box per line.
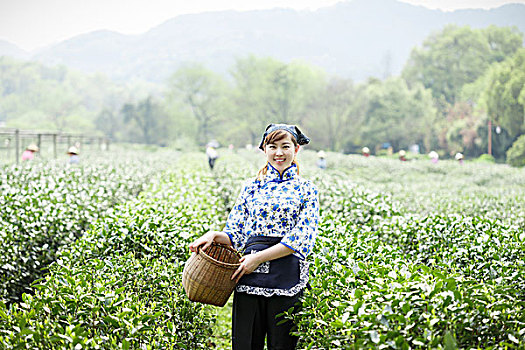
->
[1, 0, 524, 52]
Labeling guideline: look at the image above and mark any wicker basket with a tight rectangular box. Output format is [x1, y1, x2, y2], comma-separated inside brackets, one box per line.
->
[182, 243, 241, 307]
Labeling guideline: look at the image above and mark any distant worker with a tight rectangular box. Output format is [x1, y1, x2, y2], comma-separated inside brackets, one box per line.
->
[206, 145, 219, 170]
[21, 144, 39, 161]
[67, 146, 80, 164]
[399, 150, 407, 161]
[362, 147, 370, 157]
[429, 151, 439, 164]
[317, 150, 327, 169]
[455, 152, 464, 165]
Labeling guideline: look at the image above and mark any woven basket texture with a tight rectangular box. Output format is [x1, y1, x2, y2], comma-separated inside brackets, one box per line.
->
[182, 243, 241, 307]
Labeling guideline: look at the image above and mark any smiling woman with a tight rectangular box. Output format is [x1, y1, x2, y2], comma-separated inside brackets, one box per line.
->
[189, 123, 319, 350]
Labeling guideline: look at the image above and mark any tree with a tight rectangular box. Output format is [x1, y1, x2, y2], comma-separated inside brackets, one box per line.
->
[304, 77, 366, 152]
[483, 25, 524, 63]
[362, 78, 436, 152]
[167, 63, 229, 146]
[0, 57, 140, 134]
[228, 56, 281, 146]
[121, 97, 168, 145]
[444, 102, 486, 157]
[403, 25, 523, 111]
[506, 134, 525, 167]
[484, 48, 525, 138]
[95, 108, 121, 141]
[228, 56, 324, 146]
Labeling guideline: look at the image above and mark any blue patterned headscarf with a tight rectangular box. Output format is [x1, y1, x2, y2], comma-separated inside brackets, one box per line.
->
[258, 124, 310, 150]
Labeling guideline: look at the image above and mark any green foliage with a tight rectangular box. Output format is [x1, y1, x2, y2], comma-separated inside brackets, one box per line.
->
[403, 25, 523, 108]
[167, 63, 231, 146]
[0, 162, 149, 303]
[506, 134, 525, 167]
[362, 78, 436, 152]
[2, 25, 523, 156]
[96, 109, 121, 141]
[0, 57, 130, 133]
[286, 154, 524, 349]
[226, 56, 325, 146]
[484, 48, 525, 138]
[121, 96, 170, 145]
[0, 153, 228, 348]
[303, 77, 367, 153]
[475, 153, 496, 163]
[0, 149, 524, 348]
[483, 25, 524, 62]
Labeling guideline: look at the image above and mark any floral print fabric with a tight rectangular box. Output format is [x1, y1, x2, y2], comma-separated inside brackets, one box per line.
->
[223, 163, 319, 296]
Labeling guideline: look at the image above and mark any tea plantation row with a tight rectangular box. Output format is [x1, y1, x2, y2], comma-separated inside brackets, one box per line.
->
[292, 173, 524, 348]
[0, 154, 230, 348]
[0, 159, 155, 304]
[213, 152, 524, 349]
[1, 149, 524, 349]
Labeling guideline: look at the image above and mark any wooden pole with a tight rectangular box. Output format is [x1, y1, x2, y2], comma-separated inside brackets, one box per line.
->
[15, 129, 20, 164]
[53, 134, 57, 159]
[488, 120, 492, 156]
[37, 134, 42, 156]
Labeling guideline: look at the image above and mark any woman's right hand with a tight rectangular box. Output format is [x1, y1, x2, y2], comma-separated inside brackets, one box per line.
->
[189, 231, 217, 253]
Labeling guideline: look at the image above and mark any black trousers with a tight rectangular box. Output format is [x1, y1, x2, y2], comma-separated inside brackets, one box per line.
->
[232, 291, 302, 350]
[208, 157, 216, 169]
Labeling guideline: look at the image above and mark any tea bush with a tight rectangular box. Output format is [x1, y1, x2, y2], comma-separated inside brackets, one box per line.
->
[0, 163, 149, 303]
[1, 149, 524, 349]
[0, 155, 229, 349]
[507, 134, 525, 167]
[285, 155, 525, 349]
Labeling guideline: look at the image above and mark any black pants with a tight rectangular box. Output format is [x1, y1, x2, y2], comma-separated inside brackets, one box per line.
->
[232, 291, 302, 350]
[208, 157, 216, 169]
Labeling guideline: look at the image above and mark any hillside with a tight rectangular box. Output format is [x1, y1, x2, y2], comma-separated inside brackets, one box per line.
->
[1, 0, 523, 82]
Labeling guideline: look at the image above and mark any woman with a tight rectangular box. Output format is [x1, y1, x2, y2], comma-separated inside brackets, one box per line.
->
[67, 146, 80, 164]
[21, 144, 39, 161]
[189, 123, 319, 349]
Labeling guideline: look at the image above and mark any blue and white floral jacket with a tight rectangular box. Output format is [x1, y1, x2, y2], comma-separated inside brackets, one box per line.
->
[223, 163, 319, 296]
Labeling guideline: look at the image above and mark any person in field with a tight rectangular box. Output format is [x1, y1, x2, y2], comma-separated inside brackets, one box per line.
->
[316, 150, 327, 169]
[455, 152, 464, 165]
[67, 146, 80, 164]
[206, 144, 219, 170]
[21, 144, 39, 161]
[399, 150, 407, 161]
[190, 123, 319, 350]
[429, 150, 439, 164]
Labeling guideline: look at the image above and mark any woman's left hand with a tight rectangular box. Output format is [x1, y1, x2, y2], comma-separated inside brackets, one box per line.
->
[231, 254, 261, 283]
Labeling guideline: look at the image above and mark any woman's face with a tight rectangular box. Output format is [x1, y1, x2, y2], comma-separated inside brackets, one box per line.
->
[264, 133, 299, 174]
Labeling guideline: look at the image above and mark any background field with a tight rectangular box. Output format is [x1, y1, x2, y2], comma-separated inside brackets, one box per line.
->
[0, 147, 524, 349]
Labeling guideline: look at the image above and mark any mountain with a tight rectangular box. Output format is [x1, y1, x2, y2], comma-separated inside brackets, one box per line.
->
[0, 40, 29, 60]
[25, 0, 525, 82]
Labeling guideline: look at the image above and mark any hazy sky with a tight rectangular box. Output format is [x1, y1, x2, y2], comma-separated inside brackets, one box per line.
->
[1, 0, 523, 52]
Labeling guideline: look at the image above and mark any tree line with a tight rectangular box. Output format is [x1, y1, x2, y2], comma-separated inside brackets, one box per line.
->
[0, 24, 523, 160]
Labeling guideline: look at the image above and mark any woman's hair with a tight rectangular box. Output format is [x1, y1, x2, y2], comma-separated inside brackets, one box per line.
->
[256, 130, 300, 181]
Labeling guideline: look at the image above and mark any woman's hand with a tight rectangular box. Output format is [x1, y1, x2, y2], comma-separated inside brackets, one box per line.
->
[189, 231, 218, 253]
[231, 254, 261, 283]
[189, 231, 234, 253]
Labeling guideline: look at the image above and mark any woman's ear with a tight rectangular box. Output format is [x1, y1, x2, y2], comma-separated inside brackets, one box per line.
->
[295, 145, 300, 154]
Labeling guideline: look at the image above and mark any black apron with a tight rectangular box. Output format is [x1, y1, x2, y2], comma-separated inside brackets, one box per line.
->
[239, 236, 301, 290]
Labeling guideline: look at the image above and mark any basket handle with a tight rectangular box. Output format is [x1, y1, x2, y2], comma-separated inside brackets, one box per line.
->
[199, 242, 242, 263]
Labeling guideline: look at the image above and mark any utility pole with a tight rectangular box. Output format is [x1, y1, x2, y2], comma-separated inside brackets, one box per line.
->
[488, 120, 492, 155]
